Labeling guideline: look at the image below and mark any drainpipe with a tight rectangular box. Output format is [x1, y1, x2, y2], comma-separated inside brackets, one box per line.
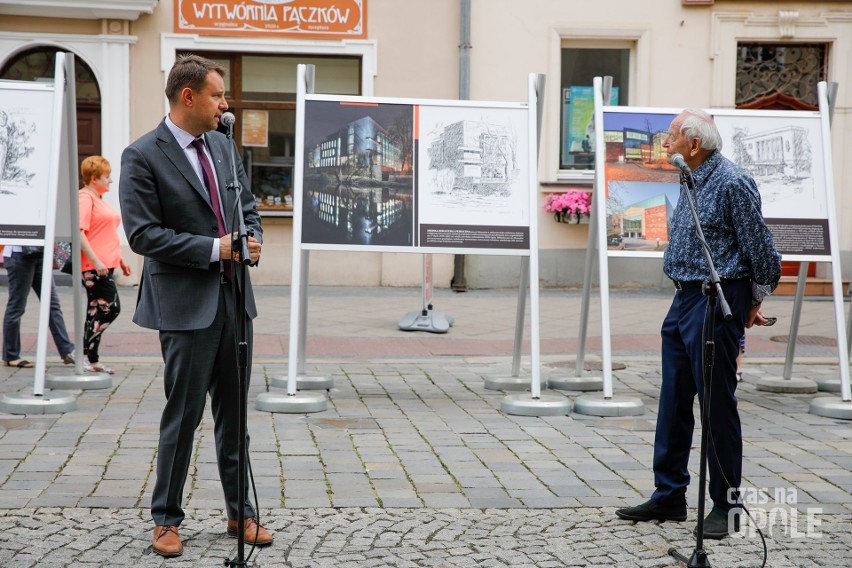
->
[452, 0, 471, 292]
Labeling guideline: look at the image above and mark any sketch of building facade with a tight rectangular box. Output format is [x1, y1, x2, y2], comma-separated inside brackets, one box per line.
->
[308, 116, 403, 181]
[428, 120, 517, 192]
[737, 125, 811, 178]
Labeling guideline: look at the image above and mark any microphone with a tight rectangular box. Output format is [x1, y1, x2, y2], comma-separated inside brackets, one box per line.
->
[220, 112, 235, 128]
[669, 153, 691, 174]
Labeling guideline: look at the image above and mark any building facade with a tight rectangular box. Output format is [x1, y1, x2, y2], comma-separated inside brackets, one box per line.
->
[1, 0, 850, 288]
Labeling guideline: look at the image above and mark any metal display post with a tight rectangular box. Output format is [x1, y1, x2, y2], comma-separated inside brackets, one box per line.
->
[270, 250, 333, 391]
[572, 76, 644, 417]
[0, 53, 76, 414]
[809, 81, 852, 420]
[256, 64, 327, 414]
[756, 84, 843, 395]
[754, 261, 817, 393]
[548, 77, 616, 394]
[398, 254, 454, 333]
[47, 52, 111, 391]
[484, 257, 531, 391]
[500, 73, 570, 417]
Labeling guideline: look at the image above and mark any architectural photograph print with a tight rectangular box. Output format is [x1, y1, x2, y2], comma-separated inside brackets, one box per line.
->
[601, 109, 679, 256]
[417, 103, 530, 251]
[301, 98, 414, 248]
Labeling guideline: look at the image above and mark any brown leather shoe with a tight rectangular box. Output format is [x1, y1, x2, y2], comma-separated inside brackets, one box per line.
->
[226, 517, 273, 546]
[152, 525, 183, 557]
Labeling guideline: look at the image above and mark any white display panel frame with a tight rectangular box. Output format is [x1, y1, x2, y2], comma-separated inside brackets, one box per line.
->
[299, 93, 532, 256]
[600, 106, 830, 262]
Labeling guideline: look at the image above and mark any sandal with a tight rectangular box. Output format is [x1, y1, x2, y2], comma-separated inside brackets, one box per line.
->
[4, 359, 34, 368]
[84, 362, 115, 375]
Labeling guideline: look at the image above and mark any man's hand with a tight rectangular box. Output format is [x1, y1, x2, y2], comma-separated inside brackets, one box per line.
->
[219, 234, 262, 264]
[746, 303, 769, 328]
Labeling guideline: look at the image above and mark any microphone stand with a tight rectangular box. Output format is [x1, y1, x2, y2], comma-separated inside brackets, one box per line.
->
[668, 168, 732, 568]
[223, 119, 253, 568]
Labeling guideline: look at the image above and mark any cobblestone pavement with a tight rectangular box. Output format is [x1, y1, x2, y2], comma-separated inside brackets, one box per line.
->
[1, 356, 850, 567]
[2, 506, 850, 567]
[1, 285, 851, 566]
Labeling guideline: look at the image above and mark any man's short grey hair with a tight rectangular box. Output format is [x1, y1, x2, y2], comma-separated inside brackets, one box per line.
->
[680, 108, 722, 151]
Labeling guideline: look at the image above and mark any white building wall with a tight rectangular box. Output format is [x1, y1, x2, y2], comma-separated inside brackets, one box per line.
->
[2, 0, 850, 287]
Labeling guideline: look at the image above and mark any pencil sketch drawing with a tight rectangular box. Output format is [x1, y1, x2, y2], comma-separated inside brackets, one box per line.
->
[425, 118, 520, 211]
[0, 109, 36, 195]
[729, 124, 814, 206]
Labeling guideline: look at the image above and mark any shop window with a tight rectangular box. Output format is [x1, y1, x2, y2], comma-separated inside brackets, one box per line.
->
[560, 47, 629, 171]
[184, 51, 361, 216]
[736, 43, 827, 111]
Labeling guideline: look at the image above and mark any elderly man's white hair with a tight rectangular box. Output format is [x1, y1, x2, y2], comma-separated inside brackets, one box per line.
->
[680, 108, 722, 151]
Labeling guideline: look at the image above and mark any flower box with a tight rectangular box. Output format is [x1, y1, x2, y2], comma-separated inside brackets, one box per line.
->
[543, 191, 592, 224]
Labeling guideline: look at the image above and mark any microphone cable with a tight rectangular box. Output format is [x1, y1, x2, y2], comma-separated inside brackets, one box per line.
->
[700, 298, 768, 568]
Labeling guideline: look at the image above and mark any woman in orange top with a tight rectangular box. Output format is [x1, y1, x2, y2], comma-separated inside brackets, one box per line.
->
[78, 156, 132, 373]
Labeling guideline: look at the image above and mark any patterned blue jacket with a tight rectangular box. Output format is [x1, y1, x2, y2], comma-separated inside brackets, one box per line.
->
[663, 150, 782, 303]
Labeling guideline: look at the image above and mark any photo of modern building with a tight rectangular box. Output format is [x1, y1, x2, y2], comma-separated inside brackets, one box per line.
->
[302, 101, 413, 247]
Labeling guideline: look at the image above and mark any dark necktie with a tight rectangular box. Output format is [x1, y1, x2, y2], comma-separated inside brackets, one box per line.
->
[191, 137, 231, 281]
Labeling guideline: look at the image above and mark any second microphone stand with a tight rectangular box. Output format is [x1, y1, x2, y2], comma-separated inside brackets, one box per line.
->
[668, 168, 732, 568]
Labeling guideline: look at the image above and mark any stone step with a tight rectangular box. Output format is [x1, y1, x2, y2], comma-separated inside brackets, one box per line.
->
[774, 276, 850, 296]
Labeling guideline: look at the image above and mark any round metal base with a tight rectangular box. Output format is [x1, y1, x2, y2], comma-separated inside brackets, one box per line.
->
[809, 397, 852, 420]
[398, 310, 451, 333]
[573, 394, 645, 417]
[547, 375, 603, 392]
[255, 391, 327, 414]
[484, 376, 534, 391]
[46, 372, 112, 390]
[500, 394, 570, 416]
[270, 375, 334, 391]
[0, 391, 77, 415]
[814, 377, 841, 393]
[754, 376, 817, 394]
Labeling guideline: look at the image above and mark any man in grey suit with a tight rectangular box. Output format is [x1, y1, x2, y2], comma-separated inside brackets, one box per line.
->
[119, 54, 271, 558]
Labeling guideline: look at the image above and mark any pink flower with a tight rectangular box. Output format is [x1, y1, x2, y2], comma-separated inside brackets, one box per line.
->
[543, 191, 592, 215]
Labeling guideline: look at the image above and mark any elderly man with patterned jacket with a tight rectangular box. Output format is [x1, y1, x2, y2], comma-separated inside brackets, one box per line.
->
[616, 108, 781, 540]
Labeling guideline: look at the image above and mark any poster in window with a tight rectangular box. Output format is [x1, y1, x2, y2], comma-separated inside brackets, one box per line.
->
[562, 86, 619, 163]
[242, 109, 269, 147]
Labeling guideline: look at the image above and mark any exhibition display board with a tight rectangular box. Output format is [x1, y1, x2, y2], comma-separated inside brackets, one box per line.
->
[260, 65, 546, 414]
[0, 52, 86, 410]
[580, 77, 850, 411]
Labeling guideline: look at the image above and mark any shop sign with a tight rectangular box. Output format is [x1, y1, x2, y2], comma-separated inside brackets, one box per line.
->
[175, 0, 367, 39]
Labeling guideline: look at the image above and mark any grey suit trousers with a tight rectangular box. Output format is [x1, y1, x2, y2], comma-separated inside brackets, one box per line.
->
[151, 283, 254, 526]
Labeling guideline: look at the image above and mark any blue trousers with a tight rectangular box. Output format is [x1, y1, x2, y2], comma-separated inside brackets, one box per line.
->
[3, 251, 74, 361]
[652, 279, 748, 512]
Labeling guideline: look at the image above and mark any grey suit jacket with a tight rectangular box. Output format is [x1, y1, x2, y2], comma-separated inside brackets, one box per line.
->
[119, 119, 262, 331]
